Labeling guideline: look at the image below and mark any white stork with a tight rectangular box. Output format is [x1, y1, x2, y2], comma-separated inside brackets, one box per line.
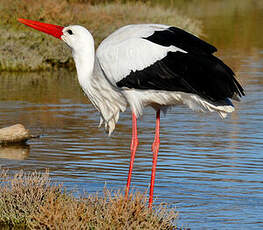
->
[18, 18, 244, 208]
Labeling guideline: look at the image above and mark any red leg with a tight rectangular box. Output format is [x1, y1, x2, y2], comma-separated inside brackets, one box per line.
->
[149, 110, 160, 208]
[125, 112, 138, 198]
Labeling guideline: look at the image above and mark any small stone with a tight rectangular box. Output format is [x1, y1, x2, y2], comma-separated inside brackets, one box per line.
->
[0, 124, 31, 145]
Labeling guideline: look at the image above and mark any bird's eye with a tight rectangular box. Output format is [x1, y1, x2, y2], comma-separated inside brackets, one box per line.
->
[67, 29, 73, 35]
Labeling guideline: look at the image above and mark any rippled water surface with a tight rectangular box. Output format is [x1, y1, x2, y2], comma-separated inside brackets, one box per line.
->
[1, 2, 263, 229]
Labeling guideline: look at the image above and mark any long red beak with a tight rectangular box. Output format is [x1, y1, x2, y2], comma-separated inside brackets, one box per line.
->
[18, 18, 64, 39]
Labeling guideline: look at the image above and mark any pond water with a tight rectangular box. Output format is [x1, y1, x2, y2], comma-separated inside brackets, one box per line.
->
[1, 1, 263, 229]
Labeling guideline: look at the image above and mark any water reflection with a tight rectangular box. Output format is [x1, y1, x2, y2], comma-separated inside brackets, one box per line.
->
[0, 144, 30, 160]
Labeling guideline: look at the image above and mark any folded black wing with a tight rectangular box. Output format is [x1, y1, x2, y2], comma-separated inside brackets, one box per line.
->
[116, 27, 244, 102]
[145, 26, 217, 54]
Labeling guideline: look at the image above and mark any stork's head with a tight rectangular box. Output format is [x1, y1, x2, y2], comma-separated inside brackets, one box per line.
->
[18, 18, 94, 53]
[61, 25, 94, 52]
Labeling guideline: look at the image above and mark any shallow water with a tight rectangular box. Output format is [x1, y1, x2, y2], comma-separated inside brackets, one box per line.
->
[1, 2, 263, 229]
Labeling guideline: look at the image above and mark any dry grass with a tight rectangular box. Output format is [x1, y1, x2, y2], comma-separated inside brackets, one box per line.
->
[0, 0, 201, 72]
[0, 170, 177, 229]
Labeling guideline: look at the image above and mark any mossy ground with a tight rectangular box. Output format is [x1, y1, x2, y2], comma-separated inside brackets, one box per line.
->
[0, 0, 201, 72]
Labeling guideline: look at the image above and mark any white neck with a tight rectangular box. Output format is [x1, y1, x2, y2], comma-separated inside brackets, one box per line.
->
[72, 39, 95, 90]
[70, 31, 127, 135]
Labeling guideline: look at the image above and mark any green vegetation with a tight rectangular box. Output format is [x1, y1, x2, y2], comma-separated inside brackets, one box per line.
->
[0, 170, 177, 229]
[0, 0, 201, 72]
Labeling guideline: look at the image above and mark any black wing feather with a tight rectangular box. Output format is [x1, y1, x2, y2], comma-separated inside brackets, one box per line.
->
[144, 26, 217, 54]
[116, 27, 245, 102]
